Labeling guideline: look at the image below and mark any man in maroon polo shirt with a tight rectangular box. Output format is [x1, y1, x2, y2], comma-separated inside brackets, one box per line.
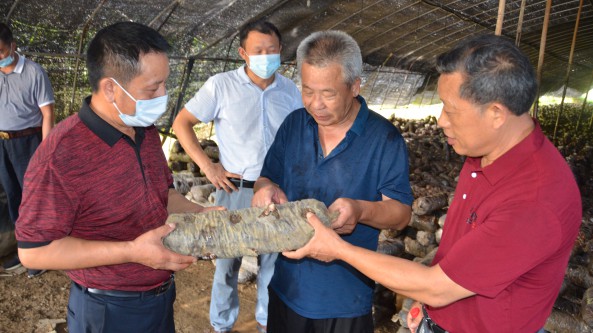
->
[15, 22, 220, 333]
[282, 34, 582, 333]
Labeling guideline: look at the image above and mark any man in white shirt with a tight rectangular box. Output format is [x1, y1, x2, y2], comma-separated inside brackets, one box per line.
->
[172, 20, 302, 333]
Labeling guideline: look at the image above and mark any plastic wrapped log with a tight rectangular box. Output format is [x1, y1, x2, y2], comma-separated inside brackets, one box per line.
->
[565, 265, 593, 289]
[162, 199, 337, 259]
[404, 236, 435, 258]
[582, 287, 593, 328]
[412, 193, 449, 216]
[203, 146, 219, 161]
[409, 213, 438, 232]
[416, 230, 436, 247]
[554, 295, 582, 315]
[413, 247, 438, 266]
[168, 152, 194, 163]
[544, 309, 592, 333]
[377, 238, 405, 257]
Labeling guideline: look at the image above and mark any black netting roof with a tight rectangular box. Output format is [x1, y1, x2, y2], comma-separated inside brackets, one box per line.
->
[3, 0, 593, 125]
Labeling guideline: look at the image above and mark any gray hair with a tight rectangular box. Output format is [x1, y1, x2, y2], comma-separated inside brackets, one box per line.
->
[436, 34, 537, 116]
[296, 30, 362, 86]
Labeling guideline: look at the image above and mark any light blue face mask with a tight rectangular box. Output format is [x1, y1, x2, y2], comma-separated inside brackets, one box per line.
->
[248, 53, 281, 79]
[111, 78, 168, 127]
[0, 46, 14, 68]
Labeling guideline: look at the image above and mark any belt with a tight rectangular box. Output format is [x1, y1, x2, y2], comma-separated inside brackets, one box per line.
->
[74, 275, 174, 298]
[0, 127, 42, 140]
[229, 178, 255, 189]
[0, 127, 41, 140]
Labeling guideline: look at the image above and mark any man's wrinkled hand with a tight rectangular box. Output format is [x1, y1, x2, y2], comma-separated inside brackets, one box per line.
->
[282, 212, 341, 262]
[129, 224, 196, 271]
[328, 198, 361, 234]
[252, 183, 288, 208]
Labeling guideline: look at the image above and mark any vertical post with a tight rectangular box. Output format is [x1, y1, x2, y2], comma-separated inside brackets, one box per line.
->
[5, 0, 22, 23]
[417, 74, 432, 111]
[515, 0, 527, 45]
[495, 0, 506, 35]
[576, 72, 592, 131]
[169, 58, 195, 133]
[69, 0, 107, 116]
[533, 0, 553, 120]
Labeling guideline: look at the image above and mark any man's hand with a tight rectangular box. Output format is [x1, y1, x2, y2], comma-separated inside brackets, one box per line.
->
[407, 301, 424, 333]
[252, 179, 288, 207]
[128, 223, 196, 271]
[282, 212, 343, 262]
[202, 162, 241, 193]
[328, 198, 362, 234]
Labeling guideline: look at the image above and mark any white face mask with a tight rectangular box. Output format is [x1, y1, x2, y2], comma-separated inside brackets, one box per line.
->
[248, 54, 281, 79]
[111, 78, 168, 127]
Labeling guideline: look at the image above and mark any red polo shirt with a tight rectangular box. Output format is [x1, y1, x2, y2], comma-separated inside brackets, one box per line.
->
[16, 96, 173, 291]
[428, 122, 582, 332]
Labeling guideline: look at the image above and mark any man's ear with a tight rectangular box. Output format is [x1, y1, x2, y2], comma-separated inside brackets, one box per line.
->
[488, 102, 509, 130]
[351, 78, 361, 97]
[99, 78, 117, 103]
[238, 47, 248, 62]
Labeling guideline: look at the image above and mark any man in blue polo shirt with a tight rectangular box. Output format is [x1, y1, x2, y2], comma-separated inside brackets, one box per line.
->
[252, 30, 413, 333]
[172, 20, 302, 333]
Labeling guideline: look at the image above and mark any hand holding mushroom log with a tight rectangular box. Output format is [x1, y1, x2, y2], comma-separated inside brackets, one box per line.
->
[251, 177, 288, 207]
[162, 199, 337, 259]
[283, 211, 344, 262]
[130, 223, 197, 271]
[327, 198, 362, 235]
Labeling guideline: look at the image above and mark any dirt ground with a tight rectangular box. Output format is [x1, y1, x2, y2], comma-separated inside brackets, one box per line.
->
[0, 255, 400, 333]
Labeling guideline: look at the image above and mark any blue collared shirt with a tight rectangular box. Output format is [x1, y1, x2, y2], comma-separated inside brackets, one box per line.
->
[184, 65, 302, 181]
[261, 95, 413, 318]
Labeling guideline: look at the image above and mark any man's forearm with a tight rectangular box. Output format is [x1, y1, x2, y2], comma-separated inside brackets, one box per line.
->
[167, 188, 204, 214]
[358, 198, 411, 230]
[336, 241, 470, 307]
[40, 104, 55, 140]
[18, 236, 132, 271]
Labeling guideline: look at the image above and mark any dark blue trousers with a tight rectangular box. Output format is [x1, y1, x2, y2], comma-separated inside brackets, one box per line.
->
[0, 133, 41, 223]
[67, 281, 176, 333]
[267, 287, 374, 333]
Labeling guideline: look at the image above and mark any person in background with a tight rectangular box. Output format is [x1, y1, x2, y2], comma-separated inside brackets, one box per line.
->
[172, 20, 302, 333]
[251, 30, 413, 333]
[283, 34, 582, 333]
[15, 22, 221, 333]
[0, 22, 54, 278]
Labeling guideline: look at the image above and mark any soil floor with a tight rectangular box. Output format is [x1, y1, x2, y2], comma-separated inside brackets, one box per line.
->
[0, 257, 401, 333]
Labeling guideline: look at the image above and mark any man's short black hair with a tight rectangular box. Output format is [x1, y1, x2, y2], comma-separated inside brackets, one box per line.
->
[86, 22, 170, 92]
[436, 34, 537, 116]
[238, 20, 281, 48]
[0, 23, 14, 44]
